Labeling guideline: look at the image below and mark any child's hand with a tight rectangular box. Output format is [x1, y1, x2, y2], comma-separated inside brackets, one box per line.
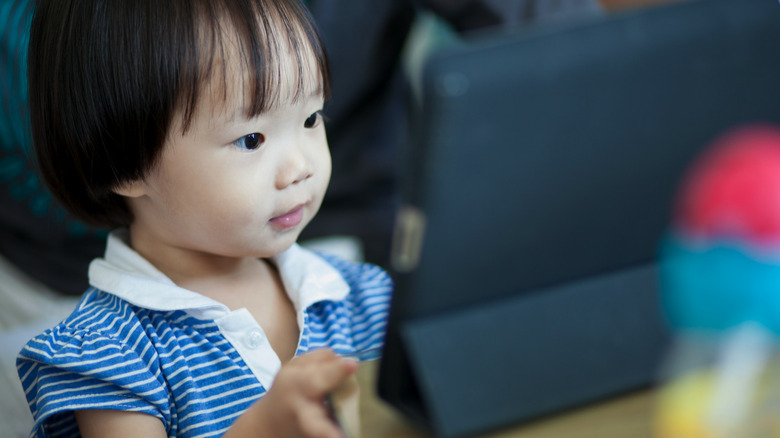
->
[225, 348, 359, 438]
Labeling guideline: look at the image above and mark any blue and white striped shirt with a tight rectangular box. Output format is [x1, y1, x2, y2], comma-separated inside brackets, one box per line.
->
[17, 231, 392, 438]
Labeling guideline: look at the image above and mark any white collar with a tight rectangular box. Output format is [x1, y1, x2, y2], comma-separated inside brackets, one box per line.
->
[88, 230, 350, 321]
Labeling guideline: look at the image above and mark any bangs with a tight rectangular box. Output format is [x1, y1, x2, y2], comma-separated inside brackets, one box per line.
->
[179, 0, 330, 130]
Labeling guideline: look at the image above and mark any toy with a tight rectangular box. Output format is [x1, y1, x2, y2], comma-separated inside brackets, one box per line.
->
[656, 124, 780, 437]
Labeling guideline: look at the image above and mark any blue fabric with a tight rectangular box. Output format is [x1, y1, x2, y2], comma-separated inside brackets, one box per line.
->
[18, 253, 392, 438]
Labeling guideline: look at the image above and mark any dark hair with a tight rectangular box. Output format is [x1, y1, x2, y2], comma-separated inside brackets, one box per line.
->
[28, 0, 330, 229]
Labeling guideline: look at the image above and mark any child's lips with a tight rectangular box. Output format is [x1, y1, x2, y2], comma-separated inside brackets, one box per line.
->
[269, 203, 307, 228]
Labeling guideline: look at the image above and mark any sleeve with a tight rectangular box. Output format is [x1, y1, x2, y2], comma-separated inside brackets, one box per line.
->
[343, 262, 394, 361]
[16, 325, 170, 438]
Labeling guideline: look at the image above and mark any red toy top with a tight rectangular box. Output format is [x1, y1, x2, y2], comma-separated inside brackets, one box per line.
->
[674, 124, 780, 246]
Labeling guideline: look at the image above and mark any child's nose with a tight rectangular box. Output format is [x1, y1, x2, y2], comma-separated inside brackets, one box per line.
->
[275, 145, 313, 189]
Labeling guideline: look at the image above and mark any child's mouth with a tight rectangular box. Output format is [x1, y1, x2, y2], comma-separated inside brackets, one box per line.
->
[269, 204, 306, 228]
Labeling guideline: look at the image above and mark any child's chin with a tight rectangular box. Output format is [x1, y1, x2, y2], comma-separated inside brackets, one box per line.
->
[263, 234, 302, 256]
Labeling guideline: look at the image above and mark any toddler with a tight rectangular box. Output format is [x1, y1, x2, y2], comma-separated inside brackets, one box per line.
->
[16, 0, 392, 437]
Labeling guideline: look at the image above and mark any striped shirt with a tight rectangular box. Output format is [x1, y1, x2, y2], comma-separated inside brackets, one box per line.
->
[17, 231, 393, 438]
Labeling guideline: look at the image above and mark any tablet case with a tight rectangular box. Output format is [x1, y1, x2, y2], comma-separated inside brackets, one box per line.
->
[378, 0, 780, 436]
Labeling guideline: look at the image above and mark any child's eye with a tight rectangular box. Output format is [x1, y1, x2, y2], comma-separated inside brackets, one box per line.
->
[232, 132, 265, 151]
[303, 111, 322, 129]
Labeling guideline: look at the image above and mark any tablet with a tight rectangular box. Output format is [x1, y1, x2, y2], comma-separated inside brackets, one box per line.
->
[378, 0, 780, 436]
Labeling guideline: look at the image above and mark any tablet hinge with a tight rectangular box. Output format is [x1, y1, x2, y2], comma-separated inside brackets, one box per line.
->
[391, 205, 427, 273]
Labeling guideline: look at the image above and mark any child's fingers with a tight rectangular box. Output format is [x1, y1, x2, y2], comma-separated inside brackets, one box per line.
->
[294, 348, 340, 364]
[292, 349, 359, 396]
[311, 356, 358, 396]
[299, 405, 346, 438]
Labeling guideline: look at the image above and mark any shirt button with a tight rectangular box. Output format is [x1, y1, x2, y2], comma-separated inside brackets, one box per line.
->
[244, 328, 265, 349]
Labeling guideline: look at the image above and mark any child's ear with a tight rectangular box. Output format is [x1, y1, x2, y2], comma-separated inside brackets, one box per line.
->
[113, 179, 147, 198]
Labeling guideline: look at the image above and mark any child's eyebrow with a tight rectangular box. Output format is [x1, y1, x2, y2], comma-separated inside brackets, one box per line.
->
[301, 85, 326, 102]
[213, 79, 326, 124]
[215, 97, 323, 133]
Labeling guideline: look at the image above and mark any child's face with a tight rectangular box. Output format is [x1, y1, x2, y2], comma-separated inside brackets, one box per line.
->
[121, 57, 331, 261]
